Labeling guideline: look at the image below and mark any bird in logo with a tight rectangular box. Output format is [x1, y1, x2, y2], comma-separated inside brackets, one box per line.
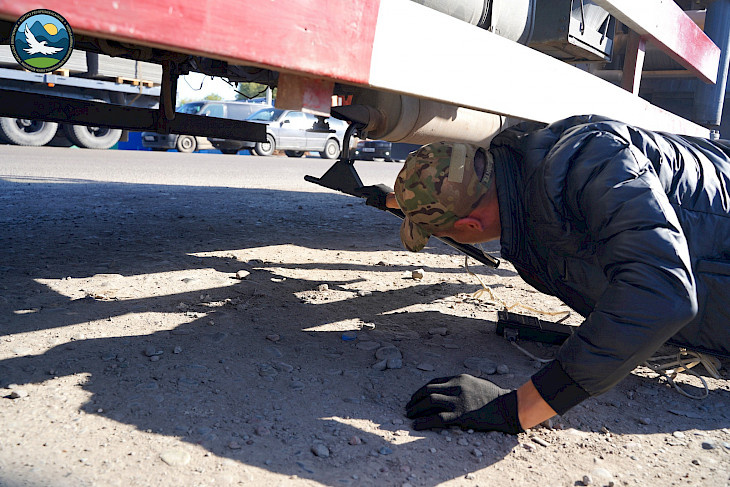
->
[23, 23, 63, 56]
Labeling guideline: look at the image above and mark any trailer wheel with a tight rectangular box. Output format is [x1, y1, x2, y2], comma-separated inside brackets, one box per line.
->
[63, 124, 122, 150]
[0, 118, 58, 146]
[175, 135, 197, 153]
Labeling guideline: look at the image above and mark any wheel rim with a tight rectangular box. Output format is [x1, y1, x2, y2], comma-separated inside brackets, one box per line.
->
[180, 137, 194, 150]
[261, 139, 273, 153]
[86, 126, 111, 138]
[16, 119, 45, 134]
[327, 141, 338, 157]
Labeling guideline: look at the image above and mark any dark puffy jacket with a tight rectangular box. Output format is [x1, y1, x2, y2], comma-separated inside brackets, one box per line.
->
[490, 115, 730, 415]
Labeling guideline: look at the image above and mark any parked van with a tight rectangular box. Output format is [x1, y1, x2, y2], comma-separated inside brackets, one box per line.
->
[210, 108, 348, 159]
[141, 100, 270, 153]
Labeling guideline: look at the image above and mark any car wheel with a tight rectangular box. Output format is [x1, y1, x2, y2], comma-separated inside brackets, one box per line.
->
[219, 148, 239, 155]
[254, 134, 276, 156]
[63, 124, 122, 150]
[285, 150, 305, 158]
[319, 139, 340, 159]
[176, 135, 197, 153]
[0, 117, 58, 146]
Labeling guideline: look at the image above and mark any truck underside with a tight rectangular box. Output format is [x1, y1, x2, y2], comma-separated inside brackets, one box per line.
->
[0, 0, 727, 151]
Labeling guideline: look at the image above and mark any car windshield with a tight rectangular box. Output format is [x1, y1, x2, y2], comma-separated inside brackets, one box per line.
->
[177, 103, 204, 114]
[248, 108, 284, 122]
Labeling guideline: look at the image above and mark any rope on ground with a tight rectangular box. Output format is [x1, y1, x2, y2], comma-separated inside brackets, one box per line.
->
[644, 349, 721, 400]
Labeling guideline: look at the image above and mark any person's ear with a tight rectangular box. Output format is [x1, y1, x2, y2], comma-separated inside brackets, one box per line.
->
[453, 217, 484, 232]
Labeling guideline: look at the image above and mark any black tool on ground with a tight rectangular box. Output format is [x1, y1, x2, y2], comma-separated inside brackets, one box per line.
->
[496, 310, 574, 345]
[305, 123, 500, 269]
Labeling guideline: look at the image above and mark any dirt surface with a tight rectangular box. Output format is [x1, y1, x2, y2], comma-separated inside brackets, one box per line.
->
[1, 148, 729, 487]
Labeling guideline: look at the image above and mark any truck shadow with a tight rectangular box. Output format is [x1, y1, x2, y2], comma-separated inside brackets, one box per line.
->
[1, 177, 727, 486]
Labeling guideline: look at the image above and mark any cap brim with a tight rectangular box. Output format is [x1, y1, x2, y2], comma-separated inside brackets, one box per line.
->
[400, 217, 431, 252]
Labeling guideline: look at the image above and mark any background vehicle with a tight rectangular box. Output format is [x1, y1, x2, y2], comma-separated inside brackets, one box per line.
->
[141, 100, 269, 153]
[350, 139, 420, 162]
[0, 47, 159, 149]
[211, 108, 348, 158]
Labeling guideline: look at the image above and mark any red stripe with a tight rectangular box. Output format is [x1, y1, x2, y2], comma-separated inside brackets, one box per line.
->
[0, 0, 380, 85]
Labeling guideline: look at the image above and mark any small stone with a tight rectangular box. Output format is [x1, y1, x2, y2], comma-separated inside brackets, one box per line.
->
[582, 474, 593, 485]
[465, 473, 476, 480]
[457, 438, 469, 446]
[9, 389, 28, 399]
[701, 441, 716, 450]
[375, 346, 402, 361]
[496, 364, 509, 375]
[416, 363, 435, 371]
[254, 425, 271, 436]
[673, 431, 686, 439]
[144, 346, 157, 357]
[590, 467, 613, 485]
[721, 441, 730, 449]
[372, 360, 388, 371]
[378, 446, 393, 455]
[348, 436, 362, 445]
[235, 270, 250, 280]
[274, 362, 294, 373]
[173, 346, 182, 354]
[149, 355, 160, 362]
[692, 459, 701, 466]
[532, 437, 550, 447]
[228, 441, 242, 450]
[266, 334, 281, 342]
[160, 449, 191, 466]
[428, 327, 448, 336]
[386, 357, 403, 369]
[638, 417, 651, 425]
[311, 444, 330, 458]
[411, 269, 425, 280]
[429, 448, 437, 453]
[317, 284, 329, 291]
[463, 357, 497, 375]
[471, 448, 483, 458]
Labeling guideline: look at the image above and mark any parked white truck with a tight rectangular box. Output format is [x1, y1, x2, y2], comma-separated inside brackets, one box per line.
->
[0, 47, 160, 149]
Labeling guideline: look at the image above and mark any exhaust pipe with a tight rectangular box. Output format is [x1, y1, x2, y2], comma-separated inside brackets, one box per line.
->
[333, 91, 508, 147]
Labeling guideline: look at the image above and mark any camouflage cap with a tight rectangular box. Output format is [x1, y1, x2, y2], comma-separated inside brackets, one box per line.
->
[394, 142, 493, 252]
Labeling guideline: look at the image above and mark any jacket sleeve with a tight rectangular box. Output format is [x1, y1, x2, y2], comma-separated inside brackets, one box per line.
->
[531, 128, 698, 415]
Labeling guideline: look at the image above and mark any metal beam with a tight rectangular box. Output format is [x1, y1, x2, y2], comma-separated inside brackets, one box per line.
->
[592, 0, 720, 84]
[0, 89, 267, 141]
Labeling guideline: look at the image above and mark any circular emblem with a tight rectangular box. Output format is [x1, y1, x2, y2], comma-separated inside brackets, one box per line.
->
[10, 9, 74, 73]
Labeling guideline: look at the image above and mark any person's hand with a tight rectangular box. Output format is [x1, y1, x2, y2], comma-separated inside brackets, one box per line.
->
[353, 184, 393, 211]
[405, 374, 523, 434]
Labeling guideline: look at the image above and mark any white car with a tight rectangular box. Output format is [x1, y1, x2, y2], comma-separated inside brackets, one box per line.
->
[211, 108, 348, 159]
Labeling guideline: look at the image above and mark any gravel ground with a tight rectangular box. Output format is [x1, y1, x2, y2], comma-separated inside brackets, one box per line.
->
[1, 149, 729, 487]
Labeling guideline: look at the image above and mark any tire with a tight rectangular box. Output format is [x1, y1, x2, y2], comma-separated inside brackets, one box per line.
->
[0, 118, 58, 146]
[150, 148, 168, 152]
[254, 134, 275, 156]
[175, 135, 197, 153]
[285, 150, 305, 158]
[220, 148, 239, 155]
[319, 138, 340, 159]
[63, 124, 122, 150]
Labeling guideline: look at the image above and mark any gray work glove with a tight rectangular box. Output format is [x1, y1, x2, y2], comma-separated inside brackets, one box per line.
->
[405, 374, 524, 434]
[353, 184, 393, 211]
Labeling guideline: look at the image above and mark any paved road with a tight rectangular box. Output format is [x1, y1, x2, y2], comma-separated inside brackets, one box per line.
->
[0, 145, 402, 192]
